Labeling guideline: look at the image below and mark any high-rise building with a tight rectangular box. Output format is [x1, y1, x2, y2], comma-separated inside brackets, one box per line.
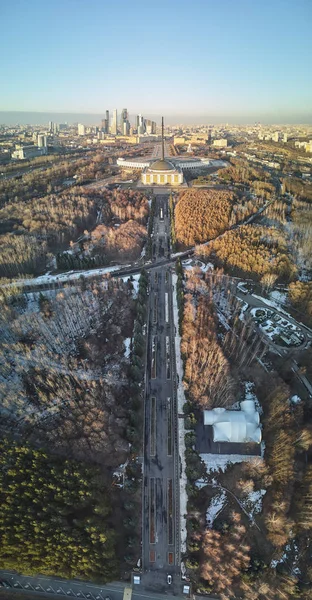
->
[111, 109, 118, 135]
[272, 131, 279, 142]
[48, 121, 53, 133]
[123, 120, 130, 136]
[145, 119, 152, 135]
[37, 134, 47, 148]
[53, 122, 59, 135]
[78, 123, 86, 136]
[283, 133, 288, 143]
[121, 108, 128, 127]
[137, 114, 145, 135]
[101, 111, 110, 134]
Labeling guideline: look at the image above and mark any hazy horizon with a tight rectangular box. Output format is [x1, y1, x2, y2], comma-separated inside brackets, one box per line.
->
[1, 110, 312, 128]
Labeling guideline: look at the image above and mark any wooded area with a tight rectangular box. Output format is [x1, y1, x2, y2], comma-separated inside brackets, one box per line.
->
[175, 189, 234, 246]
[0, 186, 149, 277]
[197, 224, 296, 281]
[0, 438, 117, 580]
[180, 268, 312, 599]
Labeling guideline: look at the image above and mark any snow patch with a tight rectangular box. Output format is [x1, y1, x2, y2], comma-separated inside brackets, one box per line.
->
[4, 264, 132, 289]
[252, 294, 293, 318]
[241, 489, 266, 517]
[200, 453, 261, 473]
[270, 290, 287, 305]
[123, 338, 131, 358]
[290, 394, 301, 404]
[243, 381, 262, 415]
[206, 490, 227, 527]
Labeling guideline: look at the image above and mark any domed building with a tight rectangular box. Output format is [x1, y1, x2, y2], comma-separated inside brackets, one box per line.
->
[141, 157, 183, 186]
[141, 118, 183, 186]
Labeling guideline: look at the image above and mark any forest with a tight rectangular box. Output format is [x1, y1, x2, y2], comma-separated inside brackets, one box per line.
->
[197, 224, 296, 282]
[181, 268, 266, 411]
[0, 186, 149, 278]
[0, 438, 117, 580]
[0, 270, 149, 577]
[175, 189, 234, 246]
[180, 268, 312, 600]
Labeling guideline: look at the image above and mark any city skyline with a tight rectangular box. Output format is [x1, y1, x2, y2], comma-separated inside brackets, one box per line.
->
[1, 0, 312, 123]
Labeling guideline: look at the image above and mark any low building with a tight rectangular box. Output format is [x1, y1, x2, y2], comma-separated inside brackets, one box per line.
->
[203, 401, 261, 444]
[11, 145, 47, 160]
[213, 138, 228, 148]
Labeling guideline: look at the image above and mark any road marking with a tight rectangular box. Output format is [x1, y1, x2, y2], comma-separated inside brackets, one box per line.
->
[149, 477, 156, 544]
[151, 336, 156, 379]
[166, 336, 171, 379]
[167, 478, 173, 546]
[150, 396, 156, 457]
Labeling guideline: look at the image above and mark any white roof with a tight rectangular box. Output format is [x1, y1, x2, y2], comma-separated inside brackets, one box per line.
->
[203, 401, 261, 444]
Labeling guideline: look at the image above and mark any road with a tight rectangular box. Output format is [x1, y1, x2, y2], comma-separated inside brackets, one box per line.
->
[141, 194, 181, 594]
[0, 571, 195, 600]
[149, 143, 172, 159]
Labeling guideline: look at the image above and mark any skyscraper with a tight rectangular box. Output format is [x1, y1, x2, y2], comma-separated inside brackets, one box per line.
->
[137, 114, 145, 135]
[78, 123, 85, 136]
[121, 108, 128, 127]
[111, 109, 118, 135]
[123, 120, 130, 136]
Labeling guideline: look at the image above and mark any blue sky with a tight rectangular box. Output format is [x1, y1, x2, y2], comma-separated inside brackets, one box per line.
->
[1, 0, 312, 122]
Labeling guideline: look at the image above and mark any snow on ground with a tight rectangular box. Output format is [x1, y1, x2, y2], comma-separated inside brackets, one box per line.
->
[270, 540, 301, 575]
[200, 453, 261, 473]
[243, 381, 263, 414]
[201, 261, 214, 272]
[123, 338, 131, 358]
[3, 264, 132, 289]
[241, 489, 266, 518]
[121, 273, 140, 298]
[206, 490, 227, 527]
[216, 309, 231, 331]
[172, 272, 187, 553]
[236, 297, 249, 321]
[182, 259, 214, 274]
[252, 294, 293, 319]
[290, 394, 301, 404]
[270, 289, 287, 305]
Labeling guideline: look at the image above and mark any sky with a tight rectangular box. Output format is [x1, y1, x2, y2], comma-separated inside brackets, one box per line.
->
[1, 0, 312, 124]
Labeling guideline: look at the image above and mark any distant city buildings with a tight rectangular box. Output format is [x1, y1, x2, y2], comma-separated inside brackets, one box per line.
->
[78, 123, 86, 136]
[37, 134, 47, 148]
[12, 143, 47, 160]
[123, 120, 130, 135]
[213, 138, 228, 148]
[137, 114, 145, 135]
[111, 109, 118, 135]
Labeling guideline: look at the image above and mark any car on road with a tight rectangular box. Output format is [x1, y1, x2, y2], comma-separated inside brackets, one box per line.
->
[167, 575, 172, 585]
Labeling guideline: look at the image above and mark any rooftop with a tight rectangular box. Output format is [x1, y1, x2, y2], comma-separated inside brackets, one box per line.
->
[148, 158, 175, 171]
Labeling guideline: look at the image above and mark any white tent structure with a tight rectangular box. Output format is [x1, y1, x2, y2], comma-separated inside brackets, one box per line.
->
[203, 400, 261, 444]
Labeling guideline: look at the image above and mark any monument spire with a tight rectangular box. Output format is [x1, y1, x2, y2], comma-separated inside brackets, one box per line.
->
[161, 116, 165, 160]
